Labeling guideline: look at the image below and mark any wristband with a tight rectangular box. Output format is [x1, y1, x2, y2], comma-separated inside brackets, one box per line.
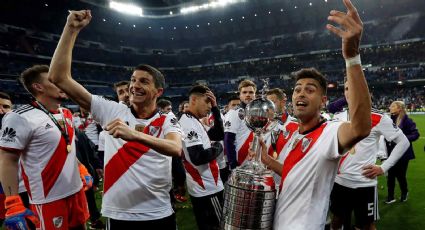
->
[345, 54, 361, 67]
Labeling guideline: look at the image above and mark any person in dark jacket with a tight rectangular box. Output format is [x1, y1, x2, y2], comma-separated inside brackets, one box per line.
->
[385, 101, 420, 203]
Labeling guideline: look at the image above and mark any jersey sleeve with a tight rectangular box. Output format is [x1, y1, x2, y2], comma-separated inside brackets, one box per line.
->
[0, 112, 33, 152]
[224, 109, 241, 134]
[90, 95, 127, 127]
[323, 121, 344, 160]
[377, 114, 403, 142]
[162, 112, 183, 137]
[180, 115, 204, 148]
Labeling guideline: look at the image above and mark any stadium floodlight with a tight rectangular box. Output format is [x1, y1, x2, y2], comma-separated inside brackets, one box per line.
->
[109, 1, 143, 17]
[180, 0, 245, 14]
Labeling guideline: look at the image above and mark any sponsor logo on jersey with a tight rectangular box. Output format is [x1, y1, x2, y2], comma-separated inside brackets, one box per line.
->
[45, 123, 54, 130]
[187, 131, 199, 141]
[224, 121, 231, 127]
[52, 216, 63, 228]
[170, 117, 178, 125]
[0, 127, 16, 143]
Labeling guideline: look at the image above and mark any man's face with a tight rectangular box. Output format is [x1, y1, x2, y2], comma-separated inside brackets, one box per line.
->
[129, 70, 163, 105]
[227, 99, 240, 111]
[292, 78, 326, 122]
[266, 94, 286, 114]
[116, 84, 129, 105]
[161, 105, 172, 114]
[239, 86, 256, 104]
[0, 98, 12, 114]
[183, 103, 189, 112]
[193, 94, 212, 118]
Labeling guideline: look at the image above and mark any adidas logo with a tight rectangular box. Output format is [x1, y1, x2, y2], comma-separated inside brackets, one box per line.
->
[1, 127, 16, 143]
[224, 121, 231, 127]
[45, 123, 53, 129]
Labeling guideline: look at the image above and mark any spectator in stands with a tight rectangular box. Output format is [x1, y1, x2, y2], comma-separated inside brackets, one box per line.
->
[113, 81, 130, 106]
[385, 101, 420, 203]
[157, 99, 173, 114]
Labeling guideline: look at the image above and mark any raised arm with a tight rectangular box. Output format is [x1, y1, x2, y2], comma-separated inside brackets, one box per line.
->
[48, 10, 93, 111]
[327, 0, 371, 152]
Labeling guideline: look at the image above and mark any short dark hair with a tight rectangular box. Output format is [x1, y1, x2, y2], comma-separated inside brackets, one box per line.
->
[294, 68, 327, 95]
[0, 92, 11, 101]
[266, 88, 286, 100]
[134, 64, 165, 89]
[19, 65, 49, 95]
[188, 85, 211, 96]
[227, 94, 240, 103]
[238, 80, 257, 92]
[113, 81, 129, 90]
[157, 99, 172, 109]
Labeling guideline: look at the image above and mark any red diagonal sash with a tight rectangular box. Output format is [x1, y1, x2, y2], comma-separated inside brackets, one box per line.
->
[41, 109, 74, 198]
[279, 123, 327, 192]
[237, 132, 254, 165]
[103, 115, 166, 194]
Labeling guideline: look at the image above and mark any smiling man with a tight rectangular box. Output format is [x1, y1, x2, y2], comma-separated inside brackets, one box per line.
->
[251, 0, 372, 229]
[48, 10, 183, 229]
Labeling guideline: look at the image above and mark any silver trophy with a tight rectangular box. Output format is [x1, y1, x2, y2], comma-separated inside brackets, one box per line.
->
[222, 79, 277, 230]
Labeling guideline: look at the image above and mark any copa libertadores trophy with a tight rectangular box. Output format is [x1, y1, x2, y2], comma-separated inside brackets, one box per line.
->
[221, 78, 277, 230]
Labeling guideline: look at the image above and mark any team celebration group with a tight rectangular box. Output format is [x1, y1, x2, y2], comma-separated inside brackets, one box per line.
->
[0, 0, 420, 229]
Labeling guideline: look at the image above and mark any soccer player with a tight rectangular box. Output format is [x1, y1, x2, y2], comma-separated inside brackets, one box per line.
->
[265, 88, 298, 187]
[252, 0, 372, 228]
[0, 65, 89, 230]
[157, 99, 173, 114]
[180, 85, 224, 230]
[225, 94, 240, 115]
[224, 80, 256, 169]
[48, 10, 183, 229]
[330, 81, 410, 230]
[0, 91, 12, 226]
[113, 81, 130, 105]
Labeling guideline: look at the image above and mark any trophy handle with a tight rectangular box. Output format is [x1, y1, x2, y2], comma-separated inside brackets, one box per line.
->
[251, 131, 262, 163]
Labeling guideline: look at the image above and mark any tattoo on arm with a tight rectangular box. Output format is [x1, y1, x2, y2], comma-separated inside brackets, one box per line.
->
[8, 186, 12, 196]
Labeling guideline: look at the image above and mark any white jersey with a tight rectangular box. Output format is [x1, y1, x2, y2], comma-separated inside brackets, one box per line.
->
[97, 130, 106, 152]
[91, 95, 182, 221]
[274, 120, 343, 229]
[0, 105, 82, 204]
[205, 113, 226, 169]
[180, 113, 224, 197]
[333, 110, 402, 188]
[263, 114, 299, 188]
[224, 107, 253, 166]
[80, 114, 99, 146]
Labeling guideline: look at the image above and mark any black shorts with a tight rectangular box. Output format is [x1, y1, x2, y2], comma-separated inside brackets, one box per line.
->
[330, 183, 379, 227]
[107, 213, 176, 230]
[190, 190, 224, 230]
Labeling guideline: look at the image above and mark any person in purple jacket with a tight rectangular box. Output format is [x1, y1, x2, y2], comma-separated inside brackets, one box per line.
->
[386, 101, 420, 203]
